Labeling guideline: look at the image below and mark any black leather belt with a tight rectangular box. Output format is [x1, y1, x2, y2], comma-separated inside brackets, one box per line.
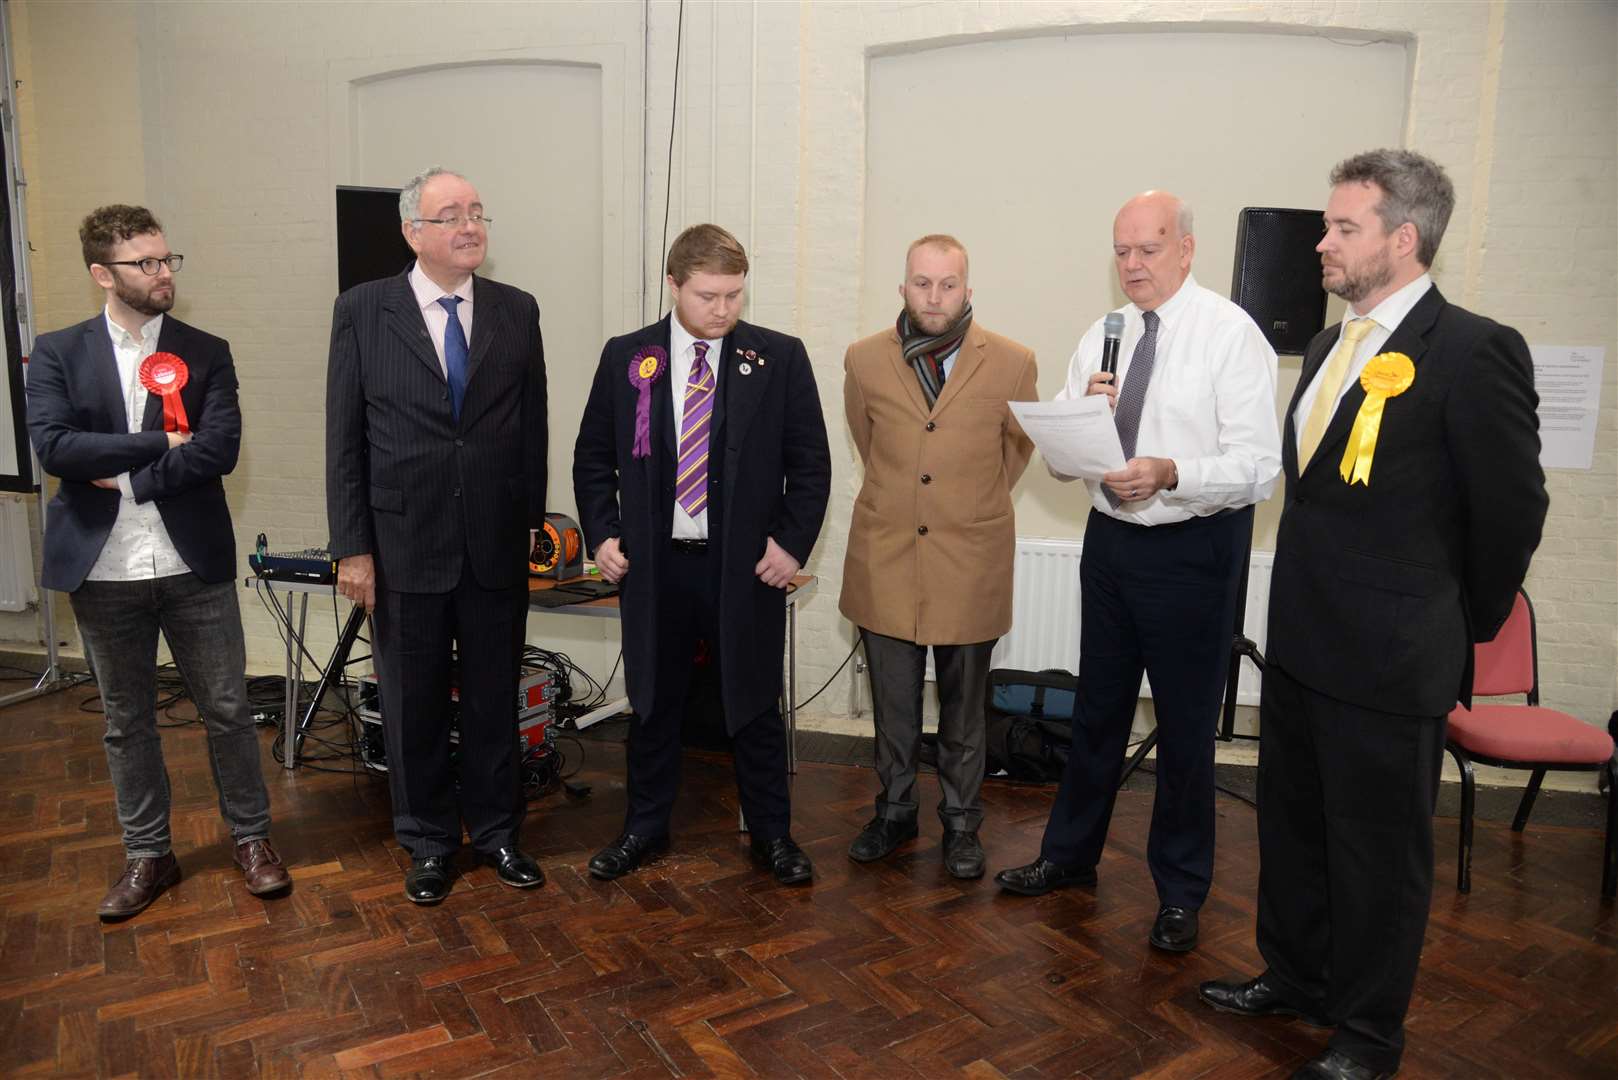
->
[671, 538, 709, 553]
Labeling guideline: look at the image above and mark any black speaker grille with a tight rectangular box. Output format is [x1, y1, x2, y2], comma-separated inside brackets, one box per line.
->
[1232, 207, 1327, 355]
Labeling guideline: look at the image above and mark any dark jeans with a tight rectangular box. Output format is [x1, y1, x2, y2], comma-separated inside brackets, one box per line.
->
[70, 573, 272, 859]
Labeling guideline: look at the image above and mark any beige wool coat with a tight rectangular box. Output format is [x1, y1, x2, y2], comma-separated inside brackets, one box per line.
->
[839, 322, 1038, 645]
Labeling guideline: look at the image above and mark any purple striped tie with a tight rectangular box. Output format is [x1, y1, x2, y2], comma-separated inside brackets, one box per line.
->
[676, 341, 715, 517]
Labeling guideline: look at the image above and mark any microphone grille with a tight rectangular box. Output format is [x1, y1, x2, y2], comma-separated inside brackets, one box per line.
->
[1103, 312, 1126, 338]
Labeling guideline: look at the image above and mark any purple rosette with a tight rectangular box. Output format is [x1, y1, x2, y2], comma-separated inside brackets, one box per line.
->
[627, 346, 668, 458]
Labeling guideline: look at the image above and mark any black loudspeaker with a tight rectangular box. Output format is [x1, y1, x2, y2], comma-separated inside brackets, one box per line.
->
[1231, 207, 1327, 355]
[335, 186, 414, 293]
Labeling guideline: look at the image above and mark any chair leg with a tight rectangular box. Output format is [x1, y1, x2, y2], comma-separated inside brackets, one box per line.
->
[1603, 756, 1617, 900]
[1512, 769, 1547, 832]
[1450, 745, 1476, 894]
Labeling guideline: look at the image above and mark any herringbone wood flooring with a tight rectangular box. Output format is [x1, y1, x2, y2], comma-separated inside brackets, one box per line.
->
[0, 690, 1613, 1078]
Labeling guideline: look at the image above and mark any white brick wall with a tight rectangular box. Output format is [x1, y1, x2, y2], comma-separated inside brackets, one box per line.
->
[5, 2, 1613, 769]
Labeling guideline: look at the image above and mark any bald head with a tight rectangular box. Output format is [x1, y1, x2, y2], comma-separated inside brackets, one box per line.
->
[1113, 190, 1195, 311]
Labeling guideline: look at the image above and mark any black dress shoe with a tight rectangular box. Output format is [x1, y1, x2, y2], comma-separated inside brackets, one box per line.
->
[993, 858, 1097, 896]
[751, 835, 813, 884]
[941, 830, 986, 880]
[847, 817, 918, 862]
[486, 846, 544, 889]
[1197, 973, 1331, 1028]
[588, 833, 669, 881]
[1148, 905, 1198, 952]
[404, 856, 452, 904]
[1291, 1048, 1391, 1080]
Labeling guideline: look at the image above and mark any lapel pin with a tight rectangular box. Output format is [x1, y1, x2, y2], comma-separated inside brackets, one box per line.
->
[739, 362, 753, 376]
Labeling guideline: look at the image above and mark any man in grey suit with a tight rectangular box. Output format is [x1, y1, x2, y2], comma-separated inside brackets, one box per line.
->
[325, 167, 548, 903]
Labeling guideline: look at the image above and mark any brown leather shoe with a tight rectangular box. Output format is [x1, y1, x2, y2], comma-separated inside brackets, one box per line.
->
[234, 839, 291, 895]
[98, 853, 181, 919]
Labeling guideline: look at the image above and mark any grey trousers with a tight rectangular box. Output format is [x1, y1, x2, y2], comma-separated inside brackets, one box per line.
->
[70, 573, 272, 859]
[860, 628, 997, 832]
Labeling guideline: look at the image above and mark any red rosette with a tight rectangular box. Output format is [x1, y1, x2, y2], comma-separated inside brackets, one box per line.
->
[139, 352, 192, 434]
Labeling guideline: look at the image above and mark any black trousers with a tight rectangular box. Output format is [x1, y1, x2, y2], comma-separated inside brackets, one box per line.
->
[1039, 507, 1248, 910]
[624, 543, 790, 841]
[860, 628, 997, 831]
[371, 558, 528, 858]
[1257, 664, 1446, 1074]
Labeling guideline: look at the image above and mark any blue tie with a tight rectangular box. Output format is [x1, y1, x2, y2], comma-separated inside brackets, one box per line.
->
[437, 296, 469, 421]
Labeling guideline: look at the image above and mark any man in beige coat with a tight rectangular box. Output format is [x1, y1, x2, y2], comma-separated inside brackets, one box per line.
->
[840, 234, 1038, 879]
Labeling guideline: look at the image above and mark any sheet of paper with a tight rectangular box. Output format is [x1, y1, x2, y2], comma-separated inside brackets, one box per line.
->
[1530, 345, 1605, 470]
[1010, 396, 1126, 480]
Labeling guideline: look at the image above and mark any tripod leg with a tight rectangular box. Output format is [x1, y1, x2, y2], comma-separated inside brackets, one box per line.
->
[291, 604, 369, 766]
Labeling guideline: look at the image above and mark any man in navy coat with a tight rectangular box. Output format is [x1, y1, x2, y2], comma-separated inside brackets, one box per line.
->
[27, 204, 289, 919]
[573, 224, 831, 883]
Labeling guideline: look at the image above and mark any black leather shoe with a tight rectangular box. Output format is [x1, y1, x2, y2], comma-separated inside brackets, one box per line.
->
[1197, 974, 1331, 1029]
[751, 835, 813, 884]
[994, 858, 1097, 896]
[942, 830, 986, 880]
[1148, 905, 1198, 952]
[1291, 1049, 1391, 1080]
[588, 833, 669, 880]
[486, 846, 544, 889]
[404, 856, 452, 904]
[848, 817, 918, 862]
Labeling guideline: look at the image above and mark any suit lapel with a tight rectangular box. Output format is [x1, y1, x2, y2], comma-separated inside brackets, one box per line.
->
[383, 271, 444, 383]
[720, 321, 771, 455]
[466, 275, 498, 386]
[139, 317, 187, 431]
[654, 317, 677, 461]
[882, 328, 932, 418]
[83, 320, 130, 432]
[928, 323, 986, 415]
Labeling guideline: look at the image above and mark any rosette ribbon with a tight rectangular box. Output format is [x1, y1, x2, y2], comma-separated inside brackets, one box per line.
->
[627, 346, 668, 459]
[138, 352, 191, 434]
[1339, 351, 1415, 486]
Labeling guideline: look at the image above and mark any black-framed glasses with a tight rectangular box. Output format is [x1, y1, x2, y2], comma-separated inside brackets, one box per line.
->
[410, 213, 492, 229]
[101, 255, 184, 275]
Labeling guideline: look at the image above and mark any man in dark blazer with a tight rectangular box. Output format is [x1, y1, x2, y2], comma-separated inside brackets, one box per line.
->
[1199, 150, 1547, 1080]
[325, 167, 547, 903]
[573, 223, 831, 884]
[28, 204, 289, 918]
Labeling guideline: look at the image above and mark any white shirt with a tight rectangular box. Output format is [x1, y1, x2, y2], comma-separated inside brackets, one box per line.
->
[1292, 273, 1433, 457]
[669, 317, 724, 540]
[85, 309, 192, 582]
[409, 262, 475, 378]
[1054, 273, 1282, 526]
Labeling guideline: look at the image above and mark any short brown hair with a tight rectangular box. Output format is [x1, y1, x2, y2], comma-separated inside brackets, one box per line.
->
[905, 234, 969, 280]
[665, 223, 749, 284]
[81, 204, 163, 268]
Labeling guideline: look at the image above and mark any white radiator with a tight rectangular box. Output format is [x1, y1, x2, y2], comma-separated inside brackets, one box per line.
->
[992, 536, 1274, 707]
[0, 495, 36, 612]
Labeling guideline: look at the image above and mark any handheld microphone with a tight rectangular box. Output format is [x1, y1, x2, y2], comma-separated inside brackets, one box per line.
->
[1100, 312, 1125, 377]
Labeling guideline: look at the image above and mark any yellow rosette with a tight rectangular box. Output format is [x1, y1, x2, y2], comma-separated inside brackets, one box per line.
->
[1339, 352, 1415, 485]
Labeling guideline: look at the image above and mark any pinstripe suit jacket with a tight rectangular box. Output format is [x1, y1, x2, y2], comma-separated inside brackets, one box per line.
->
[325, 269, 546, 593]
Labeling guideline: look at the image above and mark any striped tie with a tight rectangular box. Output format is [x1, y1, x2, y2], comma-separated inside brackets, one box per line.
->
[676, 341, 715, 517]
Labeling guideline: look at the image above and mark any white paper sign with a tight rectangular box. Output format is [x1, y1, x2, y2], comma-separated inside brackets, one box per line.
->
[1010, 396, 1127, 481]
[1530, 345, 1605, 470]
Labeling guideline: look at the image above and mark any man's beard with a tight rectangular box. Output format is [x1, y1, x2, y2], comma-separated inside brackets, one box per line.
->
[114, 275, 175, 317]
[905, 300, 962, 336]
[1327, 245, 1394, 306]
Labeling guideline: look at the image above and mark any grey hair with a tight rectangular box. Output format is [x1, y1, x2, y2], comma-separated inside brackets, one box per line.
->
[1174, 199, 1194, 238]
[398, 166, 464, 223]
[1329, 149, 1455, 266]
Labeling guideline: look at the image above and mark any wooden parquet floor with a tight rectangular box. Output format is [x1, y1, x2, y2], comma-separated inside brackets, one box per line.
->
[0, 690, 1614, 1079]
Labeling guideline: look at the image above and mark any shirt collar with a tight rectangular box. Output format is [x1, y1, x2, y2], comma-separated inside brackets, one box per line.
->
[669, 315, 720, 364]
[1349, 272, 1433, 332]
[409, 261, 474, 312]
[1133, 272, 1197, 328]
[104, 307, 163, 347]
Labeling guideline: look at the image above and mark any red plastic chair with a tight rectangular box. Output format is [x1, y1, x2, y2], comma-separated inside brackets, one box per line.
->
[1445, 590, 1616, 897]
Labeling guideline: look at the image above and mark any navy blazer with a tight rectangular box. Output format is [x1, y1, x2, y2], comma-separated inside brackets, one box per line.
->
[1265, 286, 1547, 715]
[572, 316, 831, 733]
[325, 270, 547, 592]
[27, 314, 242, 591]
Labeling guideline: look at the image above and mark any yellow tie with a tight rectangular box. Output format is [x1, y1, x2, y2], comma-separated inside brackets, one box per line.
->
[1299, 318, 1374, 468]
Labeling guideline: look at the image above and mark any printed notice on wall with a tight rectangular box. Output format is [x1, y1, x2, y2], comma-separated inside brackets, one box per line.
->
[1530, 345, 1605, 470]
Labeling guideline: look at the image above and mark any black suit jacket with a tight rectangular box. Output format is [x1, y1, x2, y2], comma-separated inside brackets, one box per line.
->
[325, 270, 546, 592]
[27, 314, 241, 591]
[573, 316, 831, 733]
[1266, 285, 1547, 716]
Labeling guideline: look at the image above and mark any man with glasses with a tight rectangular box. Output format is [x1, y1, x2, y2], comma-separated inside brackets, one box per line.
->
[27, 204, 290, 919]
[326, 167, 548, 904]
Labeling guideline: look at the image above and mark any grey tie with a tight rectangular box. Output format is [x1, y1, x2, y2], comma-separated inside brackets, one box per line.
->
[1106, 309, 1159, 509]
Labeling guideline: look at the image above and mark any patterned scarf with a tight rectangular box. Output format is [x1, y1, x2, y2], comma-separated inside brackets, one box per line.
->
[897, 302, 973, 409]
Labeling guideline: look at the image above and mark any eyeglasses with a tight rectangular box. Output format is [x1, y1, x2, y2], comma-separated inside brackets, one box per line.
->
[410, 213, 492, 229]
[101, 255, 184, 275]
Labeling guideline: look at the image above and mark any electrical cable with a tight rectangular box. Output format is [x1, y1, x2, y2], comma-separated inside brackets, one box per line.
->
[656, 0, 685, 316]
